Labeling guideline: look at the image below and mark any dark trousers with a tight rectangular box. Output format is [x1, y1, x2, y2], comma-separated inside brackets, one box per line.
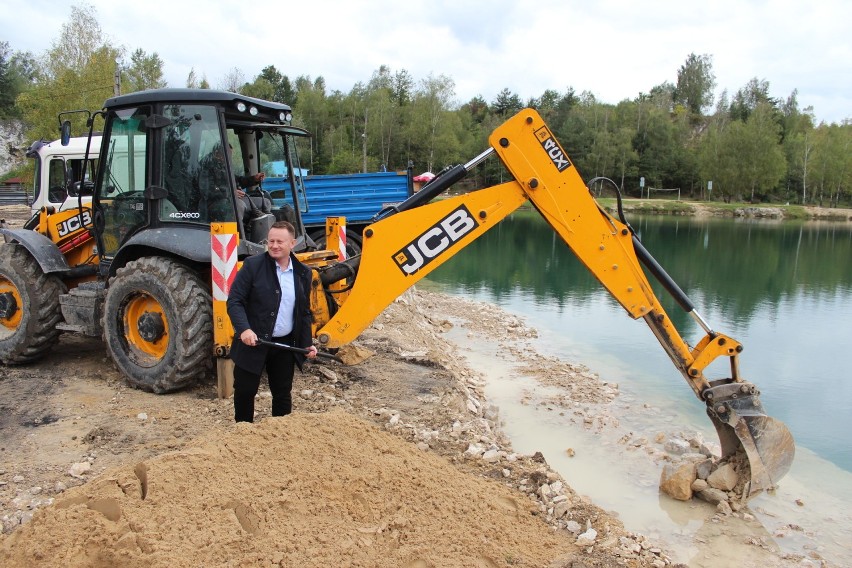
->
[233, 335, 296, 423]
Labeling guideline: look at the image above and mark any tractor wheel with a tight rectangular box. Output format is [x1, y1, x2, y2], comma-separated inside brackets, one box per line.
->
[0, 243, 66, 364]
[103, 257, 212, 393]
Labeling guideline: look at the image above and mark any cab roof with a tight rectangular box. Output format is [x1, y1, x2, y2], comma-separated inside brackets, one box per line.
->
[103, 88, 292, 113]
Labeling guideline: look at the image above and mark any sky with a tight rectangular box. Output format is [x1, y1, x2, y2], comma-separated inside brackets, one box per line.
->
[3, 0, 850, 124]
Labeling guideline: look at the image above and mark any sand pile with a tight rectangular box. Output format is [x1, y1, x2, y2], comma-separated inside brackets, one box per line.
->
[0, 409, 575, 568]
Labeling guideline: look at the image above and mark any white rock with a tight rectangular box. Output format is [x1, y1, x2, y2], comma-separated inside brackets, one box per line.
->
[68, 462, 91, 478]
[316, 367, 338, 382]
[481, 449, 501, 463]
[300, 389, 314, 399]
[464, 443, 484, 457]
[388, 414, 400, 426]
[565, 520, 582, 534]
[707, 463, 739, 491]
[137, 412, 147, 420]
[576, 527, 597, 545]
[663, 438, 691, 455]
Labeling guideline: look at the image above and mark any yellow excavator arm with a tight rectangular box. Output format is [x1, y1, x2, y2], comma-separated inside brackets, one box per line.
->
[313, 109, 794, 497]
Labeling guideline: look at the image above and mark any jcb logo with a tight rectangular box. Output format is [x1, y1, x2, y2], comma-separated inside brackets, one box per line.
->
[535, 127, 571, 172]
[57, 211, 92, 238]
[393, 205, 478, 275]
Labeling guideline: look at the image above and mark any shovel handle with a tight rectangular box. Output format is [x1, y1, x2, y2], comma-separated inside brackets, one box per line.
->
[257, 339, 342, 363]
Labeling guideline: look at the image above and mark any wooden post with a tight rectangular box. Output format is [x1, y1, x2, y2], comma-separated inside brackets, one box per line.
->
[217, 358, 235, 399]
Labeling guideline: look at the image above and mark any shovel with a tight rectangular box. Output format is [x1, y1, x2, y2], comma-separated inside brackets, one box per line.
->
[257, 339, 343, 363]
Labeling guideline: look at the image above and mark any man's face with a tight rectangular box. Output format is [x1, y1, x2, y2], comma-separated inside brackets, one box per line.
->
[267, 227, 297, 261]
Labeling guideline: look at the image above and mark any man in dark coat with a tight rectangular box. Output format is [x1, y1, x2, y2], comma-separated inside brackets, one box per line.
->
[226, 221, 317, 422]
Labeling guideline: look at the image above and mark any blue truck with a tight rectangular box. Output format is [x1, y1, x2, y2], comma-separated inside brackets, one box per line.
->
[263, 169, 414, 255]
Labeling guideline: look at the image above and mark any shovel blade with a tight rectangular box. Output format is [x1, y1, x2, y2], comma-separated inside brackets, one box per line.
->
[707, 382, 795, 498]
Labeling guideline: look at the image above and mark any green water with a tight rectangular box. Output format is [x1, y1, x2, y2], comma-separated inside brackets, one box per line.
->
[428, 211, 852, 473]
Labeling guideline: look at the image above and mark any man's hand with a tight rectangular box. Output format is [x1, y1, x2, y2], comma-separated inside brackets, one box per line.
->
[306, 345, 318, 359]
[253, 172, 266, 182]
[240, 329, 258, 346]
[236, 189, 247, 199]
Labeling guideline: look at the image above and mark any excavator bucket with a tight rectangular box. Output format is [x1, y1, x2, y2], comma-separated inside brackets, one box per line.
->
[705, 381, 795, 497]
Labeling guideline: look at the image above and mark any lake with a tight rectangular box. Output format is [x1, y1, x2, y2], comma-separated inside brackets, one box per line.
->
[425, 211, 852, 565]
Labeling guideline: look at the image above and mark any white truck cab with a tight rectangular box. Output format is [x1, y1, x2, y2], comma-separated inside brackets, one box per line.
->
[25, 136, 101, 213]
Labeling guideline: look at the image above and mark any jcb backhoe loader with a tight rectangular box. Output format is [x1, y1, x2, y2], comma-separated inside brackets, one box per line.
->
[0, 90, 793, 497]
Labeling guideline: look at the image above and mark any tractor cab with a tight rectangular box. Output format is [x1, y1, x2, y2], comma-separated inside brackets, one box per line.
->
[84, 89, 311, 275]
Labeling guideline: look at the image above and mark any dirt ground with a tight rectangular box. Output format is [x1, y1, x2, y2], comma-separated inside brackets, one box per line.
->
[0, 204, 678, 567]
[0, 203, 827, 567]
[0, 297, 678, 567]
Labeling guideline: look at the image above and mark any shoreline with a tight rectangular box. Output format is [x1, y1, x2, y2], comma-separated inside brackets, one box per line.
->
[600, 198, 852, 222]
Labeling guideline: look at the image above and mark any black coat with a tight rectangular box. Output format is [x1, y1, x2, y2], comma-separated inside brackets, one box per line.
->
[227, 252, 313, 375]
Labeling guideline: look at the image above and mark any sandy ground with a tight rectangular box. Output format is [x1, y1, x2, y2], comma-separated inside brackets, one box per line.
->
[0, 203, 834, 567]
[0, 292, 677, 568]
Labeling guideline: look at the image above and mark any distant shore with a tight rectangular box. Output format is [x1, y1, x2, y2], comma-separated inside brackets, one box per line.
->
[599, 197, 852, 222]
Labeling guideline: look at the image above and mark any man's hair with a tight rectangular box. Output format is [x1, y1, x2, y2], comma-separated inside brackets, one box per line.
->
[270, 220, 296, 237]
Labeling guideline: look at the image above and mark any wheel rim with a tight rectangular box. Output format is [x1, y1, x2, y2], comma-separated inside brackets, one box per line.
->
[122, 292, 170, 363]
[0, 276, 23, 333]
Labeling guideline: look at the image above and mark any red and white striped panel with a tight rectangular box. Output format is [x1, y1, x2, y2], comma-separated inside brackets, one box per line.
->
[211, 233, 238, 301]
[337, 225, 347, 261]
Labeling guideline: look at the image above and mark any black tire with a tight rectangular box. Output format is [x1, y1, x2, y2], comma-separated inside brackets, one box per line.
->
[0, 243, 66, 364]
[103, 257, 212, 393]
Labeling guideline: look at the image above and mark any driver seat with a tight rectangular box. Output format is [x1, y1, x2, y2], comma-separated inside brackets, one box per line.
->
[246, 212, 275, 244]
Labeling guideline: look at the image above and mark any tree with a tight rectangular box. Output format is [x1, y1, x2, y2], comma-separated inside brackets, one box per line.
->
[729, 78, 776, 122]
[240, 77, 274, 101]
[737, 103, 787, 201]
[0, 41, 18, 117]
[407, 74, 458, 173]
[698, 111, 743, 203]
[255, 65, 294, 104]
[219, 67, 245, 93]
[780, 90, 815, 203]
[491, 88, 522, 117]
[16, 4, 123, 139]
[810, 123, 852, 207]
[122, 48, 166, 93]
[674, 53, 716, 116]
[185, 68, 211, 89]
[391, 69, 414, 106]
[291, 75, 329, 172]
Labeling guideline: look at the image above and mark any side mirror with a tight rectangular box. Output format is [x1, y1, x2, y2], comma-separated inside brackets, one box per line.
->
[60, 121, 72, 146]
